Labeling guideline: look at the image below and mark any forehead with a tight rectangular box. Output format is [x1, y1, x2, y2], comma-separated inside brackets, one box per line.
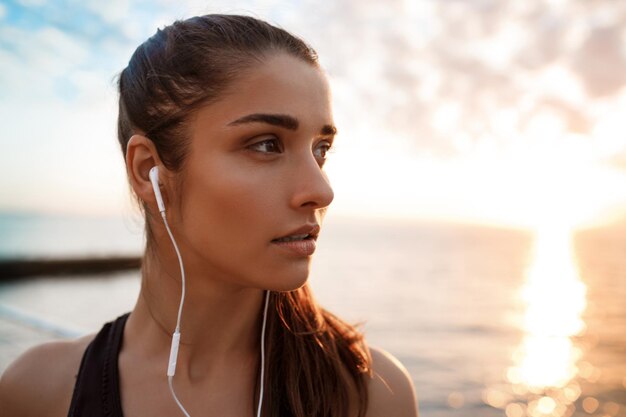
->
[194, 53, 332, 130]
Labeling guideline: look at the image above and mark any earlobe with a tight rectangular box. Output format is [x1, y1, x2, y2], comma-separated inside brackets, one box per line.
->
[126, 135, 167, 210]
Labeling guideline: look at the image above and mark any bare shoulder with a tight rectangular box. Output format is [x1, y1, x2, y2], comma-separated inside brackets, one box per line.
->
[366, 346, 419, 417]
[0, 334, 94, 417]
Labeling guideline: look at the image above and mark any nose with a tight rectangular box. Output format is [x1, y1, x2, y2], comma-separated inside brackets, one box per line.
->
[290, 154, 334, 210]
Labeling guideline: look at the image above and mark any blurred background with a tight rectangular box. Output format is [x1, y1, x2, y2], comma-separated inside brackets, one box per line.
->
[1, 0, 625, 416]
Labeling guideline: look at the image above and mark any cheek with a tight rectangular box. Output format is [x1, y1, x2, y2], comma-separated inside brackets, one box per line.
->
[177, 155, 309, 289]
[173, 149, 311, 291]
[184, 159, 274, 250]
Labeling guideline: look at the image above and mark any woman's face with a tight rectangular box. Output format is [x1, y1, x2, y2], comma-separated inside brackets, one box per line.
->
[169, 53, 335, 291]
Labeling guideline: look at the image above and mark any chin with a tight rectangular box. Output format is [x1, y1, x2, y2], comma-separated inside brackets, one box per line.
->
[257, 255, 312, 292]
[265, 272, 309, 292]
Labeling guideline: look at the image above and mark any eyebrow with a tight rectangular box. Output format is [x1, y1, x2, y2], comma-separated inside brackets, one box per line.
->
[227, 113, 337, 136]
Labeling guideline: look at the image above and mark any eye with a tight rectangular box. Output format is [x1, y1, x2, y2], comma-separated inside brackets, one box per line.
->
[313, 140, 335, 161]
[248, 137, 283, 154]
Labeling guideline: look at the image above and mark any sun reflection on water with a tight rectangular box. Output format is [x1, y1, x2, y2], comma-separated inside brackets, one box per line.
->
[487, 223, 591, 417]
[512, 224, 587, 391]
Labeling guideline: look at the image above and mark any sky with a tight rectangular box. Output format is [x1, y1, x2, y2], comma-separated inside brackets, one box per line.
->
[1, 0, 626, 230]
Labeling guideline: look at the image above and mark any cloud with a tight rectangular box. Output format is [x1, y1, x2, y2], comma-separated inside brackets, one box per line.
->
[9, 0, 623, 158]
[0, 0, 170, 216]
[261, 0, 626, 161]
[2, 0, 626, 220]
[570, 26, 626, 97]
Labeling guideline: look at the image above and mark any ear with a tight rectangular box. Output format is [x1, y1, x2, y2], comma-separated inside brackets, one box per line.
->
[126, 135, 170, 211]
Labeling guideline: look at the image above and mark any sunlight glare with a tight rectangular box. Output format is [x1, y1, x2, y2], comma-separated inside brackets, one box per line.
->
[504, 222, 588, 415]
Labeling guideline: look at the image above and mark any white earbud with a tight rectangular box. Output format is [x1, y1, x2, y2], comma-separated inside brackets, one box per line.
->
[149, 166, 166, 213]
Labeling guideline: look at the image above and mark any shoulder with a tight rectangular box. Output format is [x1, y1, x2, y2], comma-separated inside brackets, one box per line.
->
[0, 334, 94, 417]
[366, 346, 419, 417]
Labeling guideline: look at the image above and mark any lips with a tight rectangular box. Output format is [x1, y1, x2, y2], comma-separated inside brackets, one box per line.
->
[270, 223, 319, 257]
[271, 223, 320, 242]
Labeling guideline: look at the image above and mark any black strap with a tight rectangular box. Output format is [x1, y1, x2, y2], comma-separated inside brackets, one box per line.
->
[67, 313, 130, 417]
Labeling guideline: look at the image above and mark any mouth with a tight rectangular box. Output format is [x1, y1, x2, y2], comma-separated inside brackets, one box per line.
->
[270, 228, 318, 257]
[271, 224, 320, 243]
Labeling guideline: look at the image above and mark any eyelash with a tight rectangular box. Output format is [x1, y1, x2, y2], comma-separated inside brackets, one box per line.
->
[314, 141, 336, 160]
[248, 137, 335, 160]
[249, 138, 283, 154]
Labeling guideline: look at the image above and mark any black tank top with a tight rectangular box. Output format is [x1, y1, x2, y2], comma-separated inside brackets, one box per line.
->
[67, 313, 129, 417]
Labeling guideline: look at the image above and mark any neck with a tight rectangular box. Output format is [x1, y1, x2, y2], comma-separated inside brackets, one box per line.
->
[126, 247, 267, 377]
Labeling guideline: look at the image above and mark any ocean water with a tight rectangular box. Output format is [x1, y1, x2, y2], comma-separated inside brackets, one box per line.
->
[0, 212, 625, 417]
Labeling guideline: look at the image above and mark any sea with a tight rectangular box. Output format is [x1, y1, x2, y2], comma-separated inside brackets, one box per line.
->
[0, 212, 624, 417]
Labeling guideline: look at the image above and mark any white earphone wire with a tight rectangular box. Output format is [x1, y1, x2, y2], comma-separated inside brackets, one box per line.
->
[168, 375, 192, 417]
[161, 211, 192, 416]
[160, 210, 270, 417]
[161, 212, 186, 335]
[257, 290, 270, 417]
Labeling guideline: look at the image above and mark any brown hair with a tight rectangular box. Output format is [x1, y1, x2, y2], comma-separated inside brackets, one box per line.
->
[117, 14, 371, 417]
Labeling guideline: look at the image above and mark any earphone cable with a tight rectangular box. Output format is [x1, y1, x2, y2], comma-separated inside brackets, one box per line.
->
[162, 211, 192, 417]
[257, 290, 270, 417]
[161, 211, 186, 334]
[168, 375, 192, 417]
[161, 211, 270, 417]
